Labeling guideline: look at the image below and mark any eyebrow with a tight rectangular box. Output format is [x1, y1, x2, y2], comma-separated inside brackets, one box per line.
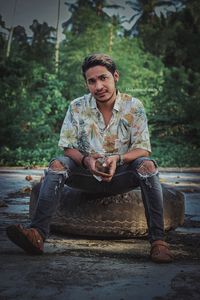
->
[86, 73, 110, 81]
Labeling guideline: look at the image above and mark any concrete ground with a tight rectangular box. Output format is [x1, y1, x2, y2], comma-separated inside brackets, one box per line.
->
[0, 167, 200, 300]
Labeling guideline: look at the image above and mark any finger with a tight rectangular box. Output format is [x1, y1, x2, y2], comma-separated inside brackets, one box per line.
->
[108, 163, 116, 176]
[91, 153, 104, 159]
[101, 176, 113, 182]
[93, 170, 111, 177]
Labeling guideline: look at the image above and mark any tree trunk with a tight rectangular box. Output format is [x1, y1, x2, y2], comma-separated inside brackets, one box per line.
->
[55, 0, 61, 73]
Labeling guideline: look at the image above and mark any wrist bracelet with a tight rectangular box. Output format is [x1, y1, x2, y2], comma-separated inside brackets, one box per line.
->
[81, 155, 88, 169]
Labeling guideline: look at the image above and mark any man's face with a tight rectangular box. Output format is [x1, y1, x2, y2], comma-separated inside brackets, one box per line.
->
[85, 65, 119, 104]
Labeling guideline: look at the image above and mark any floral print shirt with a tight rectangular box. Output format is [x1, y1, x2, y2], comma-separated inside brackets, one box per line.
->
[58, 91, 151, 156]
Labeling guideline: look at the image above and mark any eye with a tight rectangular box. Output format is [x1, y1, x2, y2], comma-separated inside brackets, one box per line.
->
[87, 78, 95, 85]
[100, 75, 107, 81]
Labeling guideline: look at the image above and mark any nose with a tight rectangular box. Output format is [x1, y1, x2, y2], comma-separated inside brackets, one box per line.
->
[95, 80, 103, 91]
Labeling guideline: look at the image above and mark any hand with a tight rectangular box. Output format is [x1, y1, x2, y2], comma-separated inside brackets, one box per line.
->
[92, 155, 119, 182]
[84, 154, 118, 182]
[101, 155, 119, 182]
[84, 153, 104, 174]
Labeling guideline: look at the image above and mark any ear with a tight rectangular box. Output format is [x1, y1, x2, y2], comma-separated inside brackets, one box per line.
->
[113, 70, 119, 82]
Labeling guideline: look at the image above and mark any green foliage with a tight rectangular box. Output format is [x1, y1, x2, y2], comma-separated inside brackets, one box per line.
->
[138, 0, 200, 157]
[139, 1, 200, 73]
[0, 58, 68, 148]
[0, 136, 63, 167]
[59, 4, 122, 100]
[0, 57, 68, 166]
[151, 139, 200, 167]
[112, 37, 164, 112]
[0, 57, 31, 147]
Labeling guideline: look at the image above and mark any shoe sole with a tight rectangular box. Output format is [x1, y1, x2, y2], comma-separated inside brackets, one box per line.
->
[150, 254, 173, 263]
[6, 225, 43, 255]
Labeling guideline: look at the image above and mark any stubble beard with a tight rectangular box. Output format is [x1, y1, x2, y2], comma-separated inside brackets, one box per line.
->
[95, 89, 116, 105]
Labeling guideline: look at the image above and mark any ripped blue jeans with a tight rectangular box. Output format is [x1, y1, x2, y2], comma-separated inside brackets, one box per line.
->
[30, 156, 164, 243]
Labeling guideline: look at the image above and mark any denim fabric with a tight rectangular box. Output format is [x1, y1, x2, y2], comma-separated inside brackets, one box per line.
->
[31, 156, 164, 242]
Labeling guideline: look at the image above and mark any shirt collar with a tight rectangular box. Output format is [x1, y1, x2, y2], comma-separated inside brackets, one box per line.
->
[89, 90, 121, 111]
[113, 90, 121, 112]
[89, 94, 97, 109]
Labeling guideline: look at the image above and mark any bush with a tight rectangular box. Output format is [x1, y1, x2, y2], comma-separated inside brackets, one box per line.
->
[151, 139, 200, 167]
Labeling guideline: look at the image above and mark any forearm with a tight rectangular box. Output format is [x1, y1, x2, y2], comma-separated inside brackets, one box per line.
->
[106, 148, 149, 169]
[63, 147, 149, 172]
[121, 148, 149, 164]
[64, 148, 105, 173]
[64, 148, 84, 166]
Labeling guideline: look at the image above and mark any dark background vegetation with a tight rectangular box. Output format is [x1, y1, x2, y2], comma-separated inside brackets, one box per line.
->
[0, 0, 200, 167]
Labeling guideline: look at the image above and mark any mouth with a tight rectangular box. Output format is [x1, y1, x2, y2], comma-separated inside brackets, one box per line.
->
[96, 91, 107, 97]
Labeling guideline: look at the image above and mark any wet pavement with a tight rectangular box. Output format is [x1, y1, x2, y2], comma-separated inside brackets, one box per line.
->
[0, 167, 200, 300]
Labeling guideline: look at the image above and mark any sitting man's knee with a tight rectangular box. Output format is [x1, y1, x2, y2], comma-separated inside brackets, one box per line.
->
[137, 160, 158, 177]
[49, 159, 65, 171]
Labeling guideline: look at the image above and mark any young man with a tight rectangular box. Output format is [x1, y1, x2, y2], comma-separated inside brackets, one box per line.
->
[7, 53, 173, 263]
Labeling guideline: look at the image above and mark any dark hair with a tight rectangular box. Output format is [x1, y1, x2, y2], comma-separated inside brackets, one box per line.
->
[82, 53, 117, 79]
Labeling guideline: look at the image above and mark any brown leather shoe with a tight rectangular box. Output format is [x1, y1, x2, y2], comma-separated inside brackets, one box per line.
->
[6, 224, 44, 255]
[150, 240, 173, 263]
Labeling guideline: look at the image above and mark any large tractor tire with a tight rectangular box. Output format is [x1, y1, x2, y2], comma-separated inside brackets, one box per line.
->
[29, 182, 184, 238]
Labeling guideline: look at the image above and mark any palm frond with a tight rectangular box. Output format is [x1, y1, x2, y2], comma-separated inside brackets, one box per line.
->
[128, 12, 141, 23]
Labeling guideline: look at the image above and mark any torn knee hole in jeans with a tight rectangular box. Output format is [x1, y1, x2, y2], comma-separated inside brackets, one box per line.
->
[49, 160, 65, 171]
[48, 160, 69, 177]
[136, 160, 158, 178]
